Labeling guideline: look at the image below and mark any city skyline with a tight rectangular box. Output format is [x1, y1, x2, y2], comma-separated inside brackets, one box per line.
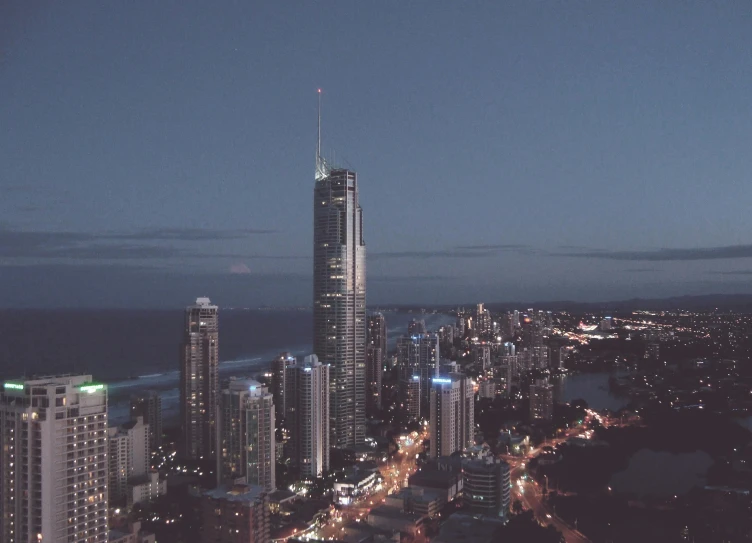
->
[3, 2, 752, 308]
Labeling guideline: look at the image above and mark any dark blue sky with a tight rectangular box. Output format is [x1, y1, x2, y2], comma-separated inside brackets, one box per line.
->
[2, 1, 752, 307]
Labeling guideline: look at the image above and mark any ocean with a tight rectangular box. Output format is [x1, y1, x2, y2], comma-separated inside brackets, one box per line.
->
[0, 308, 455, 424]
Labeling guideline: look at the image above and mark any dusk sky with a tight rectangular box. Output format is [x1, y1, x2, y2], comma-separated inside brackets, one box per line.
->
[2, 1, 752, 308]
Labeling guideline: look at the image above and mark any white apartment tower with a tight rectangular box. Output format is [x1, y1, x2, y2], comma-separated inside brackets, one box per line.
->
[1, 375, 109, 543]
[180, 297, 219, 461]
[429, 373, 475, 459]
[218, 379, 276, 492]
[285, 355, 330, 478]
[108, 416, 149, 502]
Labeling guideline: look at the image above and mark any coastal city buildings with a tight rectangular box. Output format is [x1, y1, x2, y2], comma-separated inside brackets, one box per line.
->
[285, 354, 330, 478]
[366, 313, 387, 413]
[0, 375, 109, 543]
[429, 373, 475, 458]
[218, 379, 276, 492]
[130, 390, 162, 452]
[109, 416, 150, 502]
[312, 98, 367, 448]
[180, 297, 220, 461]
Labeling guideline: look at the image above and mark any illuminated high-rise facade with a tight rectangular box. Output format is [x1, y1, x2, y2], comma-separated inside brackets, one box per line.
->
[218, 379, 276, 492]
[1, 375, 109, 543]
[429, 373, 474, 458]
[180, 297, 219, 461]
[313, 94, 366, 448]
[366, 313, 386, 413]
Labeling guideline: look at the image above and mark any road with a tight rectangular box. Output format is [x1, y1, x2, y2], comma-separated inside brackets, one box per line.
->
[503, 414, 611, 543]
[314, 431, 427, 541]
[510, 460, 589, 543]
[314, 413, 616, 542]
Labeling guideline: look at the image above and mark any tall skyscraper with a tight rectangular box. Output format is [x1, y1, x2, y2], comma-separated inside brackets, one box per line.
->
[429, 373, 474, 458]
[180, 297, 219, 461]
[285, 355, 330, 478]
[530, 379, 554, 421]
[218, 379, 276, 492]
[312, 94, 366, 448]
[1, 375, 109, 543]
[130, 390, 162, 452]
[366, 313, 386, 413]
[109, 416, 150, 502]
[270, 353, 294, 422]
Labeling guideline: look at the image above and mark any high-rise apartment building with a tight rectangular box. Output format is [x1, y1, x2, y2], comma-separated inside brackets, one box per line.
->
[366, 313, 386, 413]
[530, 380, 554, 421]
[285, 355, 330, 478]
[473, 343, 491, 370]
[202, 483, 270, 543]
[180, 297, 219, 461]
[312, 97, 366, 448]
[218, 379, 276, 492]
[109, 416, 150, 502]
[429, 373, 474, 458]
[405, 375, 421, 421]
[474, 303, 491, 335]
[1, 375, 109, 543]
[398, 334, 440, 416]
[270, 353, 294, 423]
[130, 390, 162, 452]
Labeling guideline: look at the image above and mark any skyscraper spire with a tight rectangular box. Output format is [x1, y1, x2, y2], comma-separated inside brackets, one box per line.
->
[315, 89, 328, 181]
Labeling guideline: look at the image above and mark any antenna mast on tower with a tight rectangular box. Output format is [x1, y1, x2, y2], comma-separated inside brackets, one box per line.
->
[315, 89, 328, 181]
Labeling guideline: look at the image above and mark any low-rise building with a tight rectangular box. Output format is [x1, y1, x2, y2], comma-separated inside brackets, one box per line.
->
[333, 467, 380, 505]
[202, 483, 270, 543]
[109, 521, 156, 543]
[407, 468, 462, 505]
[128, 470, 167, 507]
[432, 513, 505, 543]
[367, 505, 424, 536]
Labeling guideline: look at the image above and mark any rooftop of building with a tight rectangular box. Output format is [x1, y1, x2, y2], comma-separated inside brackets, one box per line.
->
[368, 505, 422, 522]
[335, 466, 378, 485]
[3, 374, 94, 388]
[432, 513, 505, 543]
[409, 468, 460, 489]
[204, 483, 266, 504]
[269, 488, 297, 504]
[462, 457, 510, 474]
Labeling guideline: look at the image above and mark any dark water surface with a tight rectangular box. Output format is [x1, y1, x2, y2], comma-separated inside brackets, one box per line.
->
[553, 371, 628, 412]
[0, 309, 454, 424]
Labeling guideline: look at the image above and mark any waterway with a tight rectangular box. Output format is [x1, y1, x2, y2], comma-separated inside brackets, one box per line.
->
[552, 371, 628, 412]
